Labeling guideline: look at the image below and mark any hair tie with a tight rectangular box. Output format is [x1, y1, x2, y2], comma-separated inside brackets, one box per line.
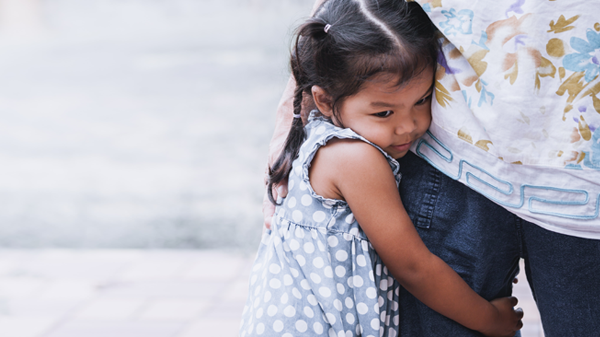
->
[293, 113, 302, 119]
[324, 24, 332, 33]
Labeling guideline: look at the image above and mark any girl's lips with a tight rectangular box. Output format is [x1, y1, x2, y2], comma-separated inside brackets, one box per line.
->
[393, 142, 412, 152]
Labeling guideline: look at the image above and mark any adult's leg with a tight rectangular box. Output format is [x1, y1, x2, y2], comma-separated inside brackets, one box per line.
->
[397, 151, 522, 336]
[521, 219, 600, 337]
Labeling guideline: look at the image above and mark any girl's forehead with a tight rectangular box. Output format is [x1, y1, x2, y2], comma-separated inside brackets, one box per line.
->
[363, 69, 434, 93]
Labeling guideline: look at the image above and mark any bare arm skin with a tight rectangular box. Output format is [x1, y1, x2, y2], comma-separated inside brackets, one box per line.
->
[267, 77, 296, 167]
[309, 139, 523, 337]
[262, 78, 295, 229]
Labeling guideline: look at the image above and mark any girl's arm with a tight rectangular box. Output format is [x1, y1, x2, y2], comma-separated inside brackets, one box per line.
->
[309, 139, 523, 337]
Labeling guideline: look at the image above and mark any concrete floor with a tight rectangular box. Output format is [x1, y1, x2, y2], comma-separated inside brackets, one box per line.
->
[0, 249, 543, 337]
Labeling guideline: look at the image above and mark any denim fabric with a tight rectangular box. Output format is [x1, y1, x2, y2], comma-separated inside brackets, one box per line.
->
[521, 219, 600, 336]
[397, 151, 600, 337]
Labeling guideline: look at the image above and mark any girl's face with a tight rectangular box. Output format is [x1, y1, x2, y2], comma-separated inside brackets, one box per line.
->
[315, 68, 434, 159]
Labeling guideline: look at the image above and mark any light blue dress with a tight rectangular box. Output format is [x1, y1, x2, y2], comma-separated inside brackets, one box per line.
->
[240, 112, 402, 337]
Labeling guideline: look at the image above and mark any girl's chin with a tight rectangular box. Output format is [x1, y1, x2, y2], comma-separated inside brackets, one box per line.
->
[385, 148, 410, 159]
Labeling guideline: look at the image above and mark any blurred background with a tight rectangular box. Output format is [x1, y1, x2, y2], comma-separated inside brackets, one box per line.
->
[0, 1, 544, 336]
[0, 1, 317, 336]
[0, 0, 314, 251]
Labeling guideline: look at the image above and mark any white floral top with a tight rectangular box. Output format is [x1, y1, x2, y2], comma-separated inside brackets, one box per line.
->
[412, 0, 600, 237]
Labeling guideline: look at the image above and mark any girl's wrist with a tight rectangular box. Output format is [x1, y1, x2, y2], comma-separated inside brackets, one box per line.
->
[474, 302, 500, 335]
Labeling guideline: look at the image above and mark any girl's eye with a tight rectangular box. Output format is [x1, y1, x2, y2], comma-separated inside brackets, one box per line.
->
[416, 94, 432, 106]
[373, 110, 393, 118]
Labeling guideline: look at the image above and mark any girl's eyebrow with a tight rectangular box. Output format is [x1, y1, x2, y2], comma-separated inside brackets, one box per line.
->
[422, 86, 434, 98]
[369, 87, 434, 108]
[370, 101, 395, 108]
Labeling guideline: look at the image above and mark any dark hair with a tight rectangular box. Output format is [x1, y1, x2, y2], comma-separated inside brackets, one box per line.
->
[267, 0, 439, 204]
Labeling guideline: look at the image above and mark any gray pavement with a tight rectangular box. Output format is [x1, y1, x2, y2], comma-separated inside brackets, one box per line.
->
[0, 249, 252, 337]
[0, 249, 543, 337]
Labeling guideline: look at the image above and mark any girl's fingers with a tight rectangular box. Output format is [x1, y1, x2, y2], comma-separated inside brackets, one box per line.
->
[276, 184, 288, 199]
[262, 192, 275, 229]
[262, 183, 289, 230]
[515, 307, 524, 318]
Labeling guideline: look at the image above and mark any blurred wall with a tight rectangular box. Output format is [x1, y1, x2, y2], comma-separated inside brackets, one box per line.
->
[0, 0, 314, 250]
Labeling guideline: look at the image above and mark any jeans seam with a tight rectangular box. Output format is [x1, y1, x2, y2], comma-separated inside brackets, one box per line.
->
[515, 216, 525, 258]
[415, 164, 441, 229]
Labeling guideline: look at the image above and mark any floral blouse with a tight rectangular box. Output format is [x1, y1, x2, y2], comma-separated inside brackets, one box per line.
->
[411, 0, 600, 237]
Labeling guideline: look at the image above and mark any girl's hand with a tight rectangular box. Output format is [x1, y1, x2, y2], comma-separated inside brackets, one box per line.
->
[262, 184, 287, 230]
[480, 297, 524, 337]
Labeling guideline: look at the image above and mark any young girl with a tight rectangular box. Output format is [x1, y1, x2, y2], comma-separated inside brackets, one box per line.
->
[241, 0, 523, 336]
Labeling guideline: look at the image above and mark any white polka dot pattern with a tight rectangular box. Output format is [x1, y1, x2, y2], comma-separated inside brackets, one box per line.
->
[240, 113, 401, 336]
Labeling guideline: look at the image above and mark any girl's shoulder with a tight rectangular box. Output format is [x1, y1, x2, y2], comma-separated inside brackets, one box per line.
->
[300, 111, 402, 201]
[309, 137, 397, 199]
[314, 138, 389, 168]
[302, 111, 400, 177]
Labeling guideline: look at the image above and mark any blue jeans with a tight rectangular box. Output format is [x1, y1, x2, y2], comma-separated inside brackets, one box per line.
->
[397, 151, 600, 337]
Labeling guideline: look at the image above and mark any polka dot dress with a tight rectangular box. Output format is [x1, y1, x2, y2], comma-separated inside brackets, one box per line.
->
[240, 112, 402, 337]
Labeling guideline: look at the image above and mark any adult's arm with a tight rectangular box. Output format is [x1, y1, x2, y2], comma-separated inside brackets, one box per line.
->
[262, 78, 295, 229]
[262, 0, 326, 229]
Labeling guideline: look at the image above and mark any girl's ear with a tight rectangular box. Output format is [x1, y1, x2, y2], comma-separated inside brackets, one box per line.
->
[311, 86, 334, 117]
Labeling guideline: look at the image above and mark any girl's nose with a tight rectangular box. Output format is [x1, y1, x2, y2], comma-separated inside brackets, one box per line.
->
[396, 117, 417, 134]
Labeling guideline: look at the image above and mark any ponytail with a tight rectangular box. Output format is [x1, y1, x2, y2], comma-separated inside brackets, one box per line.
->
[266, 19, 331, 205]
[266, 0, 439, 205]
[266, 85, 306, 205]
